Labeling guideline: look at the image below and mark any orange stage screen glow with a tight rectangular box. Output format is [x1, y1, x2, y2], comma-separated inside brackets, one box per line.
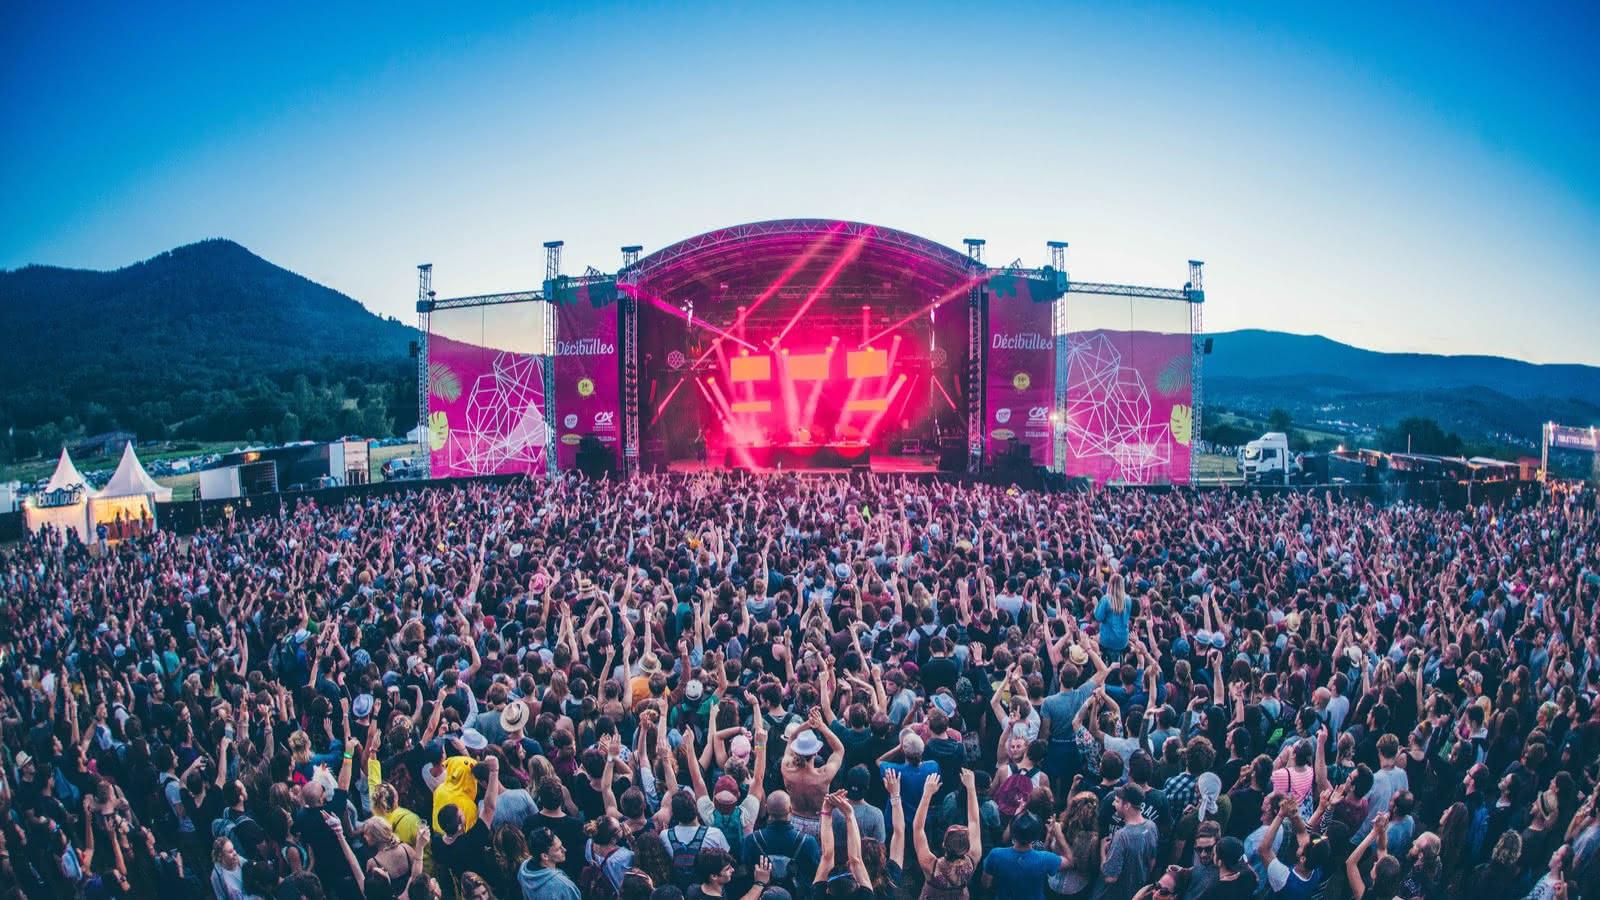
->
[846, 348, 888, 378]
[729, 355, 772, 382]
[844, 398, 889, 412]
[785, 353, 830, 381]
[730, 400, 772, 414]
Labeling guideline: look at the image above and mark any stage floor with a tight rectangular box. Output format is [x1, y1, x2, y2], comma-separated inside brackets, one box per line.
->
[665, 454, 940, 475]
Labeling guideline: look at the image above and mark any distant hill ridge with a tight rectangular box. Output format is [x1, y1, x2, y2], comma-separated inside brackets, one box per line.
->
[1207, 329, 1600, 401]
[0, 240, 1593, 457]
[0, 239, 415, 449]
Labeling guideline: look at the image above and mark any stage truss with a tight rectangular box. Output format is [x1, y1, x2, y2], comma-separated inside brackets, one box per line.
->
[417, 223, 1205, 482]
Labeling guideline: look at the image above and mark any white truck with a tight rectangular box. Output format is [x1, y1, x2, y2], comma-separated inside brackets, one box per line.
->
[1241, 432, 1293, 484]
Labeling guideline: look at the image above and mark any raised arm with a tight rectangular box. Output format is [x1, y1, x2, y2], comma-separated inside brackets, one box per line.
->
[960, 768, 983, 864]
[883, 768, 906, 871]
[479, 755, 503, 827]
[911, 772, 941, 875]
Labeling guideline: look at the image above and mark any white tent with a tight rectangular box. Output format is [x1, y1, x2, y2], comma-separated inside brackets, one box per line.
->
[44, 446, 93, 494]
[96, 442, 173, 502]
[90, 442, 169, 538]
[24, 448, 94, 538]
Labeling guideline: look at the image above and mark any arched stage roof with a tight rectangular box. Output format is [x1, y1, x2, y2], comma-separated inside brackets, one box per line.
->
[621, 219, 977, 309]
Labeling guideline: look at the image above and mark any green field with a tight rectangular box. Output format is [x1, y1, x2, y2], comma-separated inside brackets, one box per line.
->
[1211, 411, 1353, 448]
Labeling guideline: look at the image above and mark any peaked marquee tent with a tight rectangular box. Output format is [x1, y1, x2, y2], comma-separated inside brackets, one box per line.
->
[23, 447, 95, 538]
[90, 442, 170, 536]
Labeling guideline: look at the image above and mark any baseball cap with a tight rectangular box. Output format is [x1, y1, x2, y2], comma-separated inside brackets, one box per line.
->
[685, 679, 705, 701]
[1216, 836, 1246, 869]
[714, 775, 739, 807]
[460, 729, 489, 751]
[729, 734, 753, 760]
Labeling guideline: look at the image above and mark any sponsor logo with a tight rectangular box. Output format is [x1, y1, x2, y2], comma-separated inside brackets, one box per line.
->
[561, 434, 582, 446]
[563, 414, 579, 429]
[995, 408, 1012, 424]
[991, 332, 1054, 351]
[593, 411, 615, 427]
[555, 338, 617, 356]
[666, 350, 686, 370]
[1028, 406, 1049, 422]
[1012, 371, 1031, 391]
[990, 428, 1015, 441]
[577, 377, 595, 397]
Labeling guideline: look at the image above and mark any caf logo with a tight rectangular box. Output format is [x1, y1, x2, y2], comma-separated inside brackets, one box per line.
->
[1012, 372, 1031, 391]
[577, 377, 595, 397]
[995, 408, 1012, 424]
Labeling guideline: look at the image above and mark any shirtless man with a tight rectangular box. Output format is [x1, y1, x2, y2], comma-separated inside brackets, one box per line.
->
[781, 709, 845, 837]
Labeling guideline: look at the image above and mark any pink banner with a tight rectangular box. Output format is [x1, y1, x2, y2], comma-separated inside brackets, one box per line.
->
[426, 333, 549, 477]
[1063, 330, 1193, 484]
[554, 284, 621, 468]
[985, 290, 1056, 467]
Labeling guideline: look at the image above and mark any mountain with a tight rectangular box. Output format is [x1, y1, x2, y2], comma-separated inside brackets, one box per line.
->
[0, 239, 415, 457]
[1207, 329, 1600, 400]
[1204, 329, 1600, 453]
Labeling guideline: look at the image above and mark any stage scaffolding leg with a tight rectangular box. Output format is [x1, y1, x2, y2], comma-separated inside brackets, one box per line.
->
[622, 294, 640, 476]
[1053, 294, 1068, 475]
[544, 242, 563, 480]
[1187, 260, 1205, 485]
[416, 264, 433, 479]
[964, 240, 986, 475]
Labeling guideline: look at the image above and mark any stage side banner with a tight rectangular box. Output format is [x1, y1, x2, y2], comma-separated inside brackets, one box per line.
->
[426, 333, 549, 477]
[1063, 330, 1193, 485]
[553, 280, 621, 468]
[985, 285, 1056, 467]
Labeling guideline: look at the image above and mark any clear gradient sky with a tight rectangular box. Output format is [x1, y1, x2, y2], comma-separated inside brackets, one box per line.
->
[4, 2, 1598, 365]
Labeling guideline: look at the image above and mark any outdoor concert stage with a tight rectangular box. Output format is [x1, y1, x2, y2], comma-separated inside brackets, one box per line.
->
[417, 219, 1206, 486]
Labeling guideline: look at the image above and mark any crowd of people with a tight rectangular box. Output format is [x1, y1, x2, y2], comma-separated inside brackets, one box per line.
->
[1, 470, 1598, 900]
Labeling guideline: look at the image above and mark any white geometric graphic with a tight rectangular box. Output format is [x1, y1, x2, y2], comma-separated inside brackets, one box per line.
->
[443, 351, 549, 474]
[1064, 333, 1173, 483]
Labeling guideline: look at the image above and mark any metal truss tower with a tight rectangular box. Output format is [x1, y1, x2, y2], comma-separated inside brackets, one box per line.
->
[963, 238, 986, 474]
[415, 264, 434, 478]
[1047, 242, 1068, 473]
[620, 245, 643, 475]
[542, 242, 563, 479]
[1186, 260, 1205, 482]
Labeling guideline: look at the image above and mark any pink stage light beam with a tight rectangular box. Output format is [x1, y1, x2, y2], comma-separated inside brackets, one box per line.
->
[773, 230, 871, 347]
[859, 272, 987, 348]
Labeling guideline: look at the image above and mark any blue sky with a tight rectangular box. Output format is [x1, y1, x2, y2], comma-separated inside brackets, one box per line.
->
[4, 2, 1599, 365]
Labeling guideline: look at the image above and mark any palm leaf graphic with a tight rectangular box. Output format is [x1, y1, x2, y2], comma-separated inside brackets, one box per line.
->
[428, 362, 462, 402]
[1156, 353, 1192, 395]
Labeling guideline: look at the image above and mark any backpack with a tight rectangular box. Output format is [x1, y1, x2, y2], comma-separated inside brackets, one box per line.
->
[211, 807, 255, 842]
[578, 845, 622, 900]
[993, 766, 1039, 819]
[711, 805, 745, 854]
[667, 826, 708, 889]
[149, 773, 181, 839]
[753, 827, 800, 894]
